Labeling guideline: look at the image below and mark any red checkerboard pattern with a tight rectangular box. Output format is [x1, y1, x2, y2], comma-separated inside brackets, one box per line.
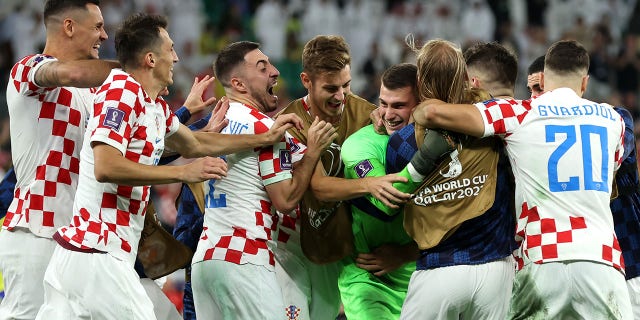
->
[57, 69, 179, 264]
[479, 98, 531, 137]
[3, 54, 93, 237]
[194, 102, 304, 269]
[517, 201, 624, 271]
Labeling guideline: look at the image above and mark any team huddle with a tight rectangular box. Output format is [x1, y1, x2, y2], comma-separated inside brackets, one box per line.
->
[0, 0, 638, 320]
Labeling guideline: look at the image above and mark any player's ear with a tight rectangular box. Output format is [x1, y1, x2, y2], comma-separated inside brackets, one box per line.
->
[230, 77, 247, 93]
[581, 74, 589, 96]
[300, 72, 312, 90]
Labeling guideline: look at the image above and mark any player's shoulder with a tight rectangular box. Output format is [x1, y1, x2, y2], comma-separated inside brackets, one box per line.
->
[13, 54, 55, 69]
[345, 94, 376, 112]
[342, 94, 376, 125]
[277, 98, 305, 117]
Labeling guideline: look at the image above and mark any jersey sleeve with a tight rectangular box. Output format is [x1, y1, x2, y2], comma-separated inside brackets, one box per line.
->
[10, 54, 57, 96]
[614, 106, 634, 162]
[90, 76, 142, 155]
[614, 115, 626, 171]
[255, 118, 294, 186]
[475, 98, 531, 137]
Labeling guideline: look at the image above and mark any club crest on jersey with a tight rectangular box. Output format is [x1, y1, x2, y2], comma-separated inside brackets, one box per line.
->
[355, 160, 373, 178]
[280, 149, 292, 170]
[285, 305, 300, 320]
[103, 107, 125, 131]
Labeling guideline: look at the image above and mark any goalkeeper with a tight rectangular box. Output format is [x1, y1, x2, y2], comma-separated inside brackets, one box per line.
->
[339, 63, 457, 320]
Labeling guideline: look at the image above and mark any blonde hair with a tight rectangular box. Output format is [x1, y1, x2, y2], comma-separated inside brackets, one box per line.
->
[412, 39, 469, 104]
[463, 87, 492, 104]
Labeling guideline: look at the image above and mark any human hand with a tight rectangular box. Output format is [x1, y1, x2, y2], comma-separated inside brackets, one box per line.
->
[159, 87, 169, 96]
[180, 156, 227, 183]
[370, 108, 386, 135]
[306, 116, 337, 155]
[201, 96, 230, 133]
[355, 243, 418, 276]
[265, 113, 304, 143]
[183, 75, 217, 114]
[364, 174, 411, 209]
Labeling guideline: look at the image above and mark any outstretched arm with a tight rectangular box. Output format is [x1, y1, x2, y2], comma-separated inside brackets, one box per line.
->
[165, 113, 304, 158]
[35, 59, 120, 88]
[310, 166, 411, 209]
[413, 99, 485, 137]
[93, 143, 227, 186]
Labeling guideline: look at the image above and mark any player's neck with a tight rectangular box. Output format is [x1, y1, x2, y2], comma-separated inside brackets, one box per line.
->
[228, 93, 266, 113]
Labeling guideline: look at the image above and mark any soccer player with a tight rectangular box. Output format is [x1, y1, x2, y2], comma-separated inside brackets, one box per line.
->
[528, 54, 640, 318]
[0, 1, 119, 318]
[414, 39, 632, 319]
[340, 63, 456, 319]
[190, 40, 337, 319]
[275, 35, 412, 320]
[527, 55, 546, 98]
[385, 40, 517, 320]
[36, 14, 299, 319]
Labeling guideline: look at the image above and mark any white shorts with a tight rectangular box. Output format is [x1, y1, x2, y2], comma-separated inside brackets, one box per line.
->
[0, 229, 56, 320]
[400, 256, 515, 320]
[275, 241, 342, 320]
[140, 277, 181, 320]
[192, 260, 283, 320]
[626, 276, 640, 319]
[35, 245, 156, 320]
[509, 261, 632, 319]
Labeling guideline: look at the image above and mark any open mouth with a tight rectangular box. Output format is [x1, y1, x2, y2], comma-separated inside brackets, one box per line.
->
[267, 83, 278, 101]
[385, 120, 403, 128]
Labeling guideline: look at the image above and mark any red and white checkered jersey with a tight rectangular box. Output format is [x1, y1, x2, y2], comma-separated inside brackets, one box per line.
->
[56, 69, 179, 265]
[3, 54, 94, 237]
[192, 102, 305, 270]
[475, 88, 626, 271]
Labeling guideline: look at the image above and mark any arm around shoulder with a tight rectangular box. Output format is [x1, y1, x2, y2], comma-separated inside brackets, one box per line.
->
[413, 99, 485, 137]
[35, 59, 120, 88]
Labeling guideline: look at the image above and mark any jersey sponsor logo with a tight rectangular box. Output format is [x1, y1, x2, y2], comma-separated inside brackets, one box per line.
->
[103, 107, 125, 131]
[355, 159, 373, 178]
[440, 149, 462, 178]
[280, 150, 292, 170]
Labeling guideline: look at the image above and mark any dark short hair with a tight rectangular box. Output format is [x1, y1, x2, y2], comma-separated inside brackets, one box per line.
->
[381, 63, 418, 99]
[464, 42, 518, 90]
[528, 55, 545, 75]
[115, 13, 167, 69]
[214, 41, 260, 88]
[302, 35, 351, 77]
[545, 40, 589, 74]
[44, 0, 100, 22]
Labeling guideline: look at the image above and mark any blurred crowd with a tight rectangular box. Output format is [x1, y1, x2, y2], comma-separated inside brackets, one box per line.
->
[0, 0, 639, 232]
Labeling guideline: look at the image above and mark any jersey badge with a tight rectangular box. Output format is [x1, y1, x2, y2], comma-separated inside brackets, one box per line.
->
[103, 107, 125, 131]
[280, 150, 292, 170]
[286, 305, 300, 320]
[355, 160, 373, 178]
